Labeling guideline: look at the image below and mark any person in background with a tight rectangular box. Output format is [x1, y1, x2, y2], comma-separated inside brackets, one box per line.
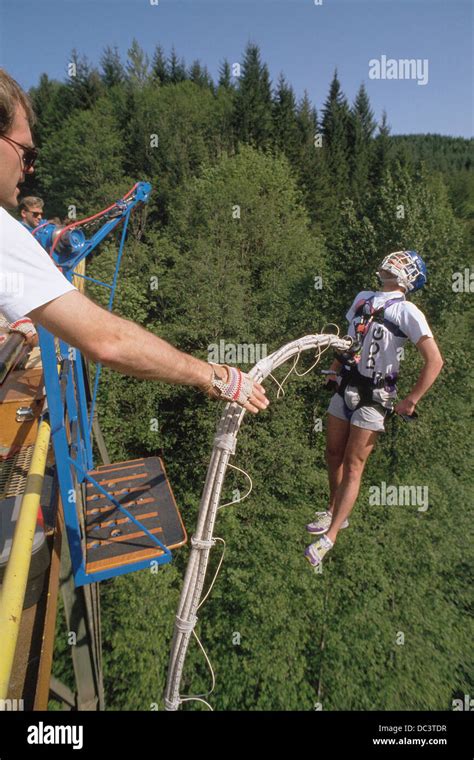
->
[18, 195, 44, 231]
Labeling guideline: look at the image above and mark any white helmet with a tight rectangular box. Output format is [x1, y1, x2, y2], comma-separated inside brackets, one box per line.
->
[377, 250, 427, 293]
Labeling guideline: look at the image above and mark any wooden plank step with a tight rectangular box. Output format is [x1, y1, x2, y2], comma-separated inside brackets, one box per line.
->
[84, 456, 186, 574]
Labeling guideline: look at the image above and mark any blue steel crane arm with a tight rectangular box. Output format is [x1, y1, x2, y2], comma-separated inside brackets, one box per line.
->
[35, 181, 152, 473]
[35, 180, 168, 585]
[52, 181, 152, 276]
[58, 213, 130, 274]
[33, 181, 151, 292]
[53, 182, 151, 274]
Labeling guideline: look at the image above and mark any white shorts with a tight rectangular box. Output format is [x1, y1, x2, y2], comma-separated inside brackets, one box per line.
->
[327, 392, 389, 432]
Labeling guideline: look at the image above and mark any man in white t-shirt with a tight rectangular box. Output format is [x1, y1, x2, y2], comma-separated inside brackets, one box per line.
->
[304, 250, 444, 567]
[0, 68, 269, 412]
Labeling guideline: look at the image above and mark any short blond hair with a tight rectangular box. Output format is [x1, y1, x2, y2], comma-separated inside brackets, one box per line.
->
[0, 68, 36, 135]
[19, 196, 44, 211]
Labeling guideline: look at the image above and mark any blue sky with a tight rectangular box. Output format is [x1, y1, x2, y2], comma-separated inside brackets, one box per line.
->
[0, 0, 472, 136]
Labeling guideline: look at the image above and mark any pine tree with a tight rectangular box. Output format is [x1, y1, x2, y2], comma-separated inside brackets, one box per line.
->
[232, 43, 273, 148]
[188, 60, 213, 89]
[321, 70, 351, 198]
[152, 45, 169, 85]
[66, 49, 103, 110]
[168, 46, 187, 84]
[296, 90, 317, 148]
[293, 91, 334, 229]
[348, 84, 376, 205]
[126, 39, 150, 87]
[352, 83, 376, 141]
[100, 46, 125, 88]
[29, 74, 70, 142]
[370, 109, 393, 189]
[272, 73, 300, 161]
[218, 59, 233, 90]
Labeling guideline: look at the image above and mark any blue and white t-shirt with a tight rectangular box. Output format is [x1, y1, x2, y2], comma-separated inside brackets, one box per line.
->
[346, 290, 433, 380]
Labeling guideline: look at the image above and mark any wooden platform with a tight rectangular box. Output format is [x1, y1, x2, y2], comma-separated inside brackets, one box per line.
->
[84, 457, 187, 574]
[0, 332, 25, 384]
[0, 366, 45, 458]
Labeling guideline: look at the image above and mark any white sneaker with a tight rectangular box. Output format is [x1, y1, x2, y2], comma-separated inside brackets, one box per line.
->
[306, 510, 349, 535]
[304, 534, 334, 567]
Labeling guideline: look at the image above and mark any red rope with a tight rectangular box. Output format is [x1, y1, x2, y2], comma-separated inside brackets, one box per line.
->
[49, 182, 139, 255]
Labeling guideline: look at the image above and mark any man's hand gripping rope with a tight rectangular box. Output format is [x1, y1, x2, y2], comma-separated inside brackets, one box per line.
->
[200, 363, 269, 414]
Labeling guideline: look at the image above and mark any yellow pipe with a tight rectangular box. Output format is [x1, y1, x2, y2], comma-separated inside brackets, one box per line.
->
[0, 419, 51, 699]
[72, 258, 86, 293]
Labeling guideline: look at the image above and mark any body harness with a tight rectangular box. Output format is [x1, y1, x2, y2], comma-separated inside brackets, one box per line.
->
[333, 295, 407, 413]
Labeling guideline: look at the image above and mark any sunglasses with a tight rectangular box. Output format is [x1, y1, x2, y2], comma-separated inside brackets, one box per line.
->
[0, 134, 38, 171]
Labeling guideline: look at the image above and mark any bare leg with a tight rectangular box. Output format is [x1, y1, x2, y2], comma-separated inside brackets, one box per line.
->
[325, 413, 350, 513]
[326, 425, 379, 543]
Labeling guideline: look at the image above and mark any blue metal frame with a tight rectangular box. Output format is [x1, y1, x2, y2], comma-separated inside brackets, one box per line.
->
[36, 183, 173, 586]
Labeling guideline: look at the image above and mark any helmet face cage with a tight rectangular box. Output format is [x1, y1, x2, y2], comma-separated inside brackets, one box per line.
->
[378, 250, 426, 292]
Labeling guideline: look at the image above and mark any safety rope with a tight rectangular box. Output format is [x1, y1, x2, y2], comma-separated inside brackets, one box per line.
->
[163, 332, 353, 710]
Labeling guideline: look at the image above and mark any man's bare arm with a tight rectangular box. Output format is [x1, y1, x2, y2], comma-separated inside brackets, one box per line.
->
[395, 336, 443, 415]
[28, 290, 269, 412]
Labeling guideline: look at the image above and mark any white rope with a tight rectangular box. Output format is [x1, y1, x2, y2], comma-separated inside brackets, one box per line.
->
[267, 372, 286, 398]
[179, 695, 214, 711]
[293, 344, 325, 377]
[176, 476, 251, 711]
[191, 536, 216, 550]
[275, 351, 302, 396]
[293, 329, 336, 378]
[198, 537, 226, 609]
[175, 614, 197, 633]
[268, 328, 341, 389]
[164, 332, 353, 711]
[214, 432, 237, 454]
[218, 464, 253, 510]
[177, 610, 218, 711]
[321, 322, 341, 337]
[175, 536, 227, 711]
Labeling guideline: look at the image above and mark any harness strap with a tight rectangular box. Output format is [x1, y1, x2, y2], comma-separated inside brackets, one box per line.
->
[352, 295, 408, 347]
[335, 295, 407, 409]
[354, 296, 406, 333]
[337, 365, 391, 412]
[381, 318, 407, 339]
